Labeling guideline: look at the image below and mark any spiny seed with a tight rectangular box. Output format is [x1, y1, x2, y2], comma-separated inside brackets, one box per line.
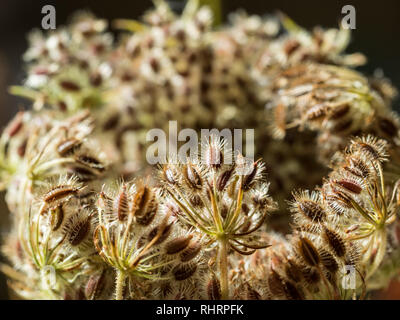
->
[60, 80, 81, 92]
[305, 104, 326, 121]
[180, 240, 201, 262]
[297, 200, 325, 222]
[165, 235, 193, 255]
[301, 267, 320, 284]
[164, 167, 177, 184]
[67, 217, 90, 246]
[185, 164, 202, 189]
[323, 227, 346, 258]
[76, 155, 105, 172]
[349, 158, 370, 178]
[243, 160, 261, 191]
[148, 223, 173, 245]
[358, 142, 380, 160]
[85, 271, 106, 300]
[189, 195, 203, 208]
[285, 259, 303, 282]
[268, 269, 285, 297]
[319, 249, 339, 273]
[335, 179, 362, 194]
[43, 185, 79, 204]
[329, 103, 350, 120]
[131, 186, 150, 216]
[114, 185, 129, 221]
[297, 237, 320, 267]
[57, 138, 82, 156]
[50, 205, 64, 231]
[172, 263, 197, 281]
[205, 145, 223, 169]
[207, 276, 221, 300]
[217, 168, 234, 191]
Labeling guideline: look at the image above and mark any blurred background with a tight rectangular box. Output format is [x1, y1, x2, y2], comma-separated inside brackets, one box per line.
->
[0, 0, 399, 299]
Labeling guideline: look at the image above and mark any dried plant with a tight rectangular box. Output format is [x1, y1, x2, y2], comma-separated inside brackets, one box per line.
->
[1, 0, 400, 300]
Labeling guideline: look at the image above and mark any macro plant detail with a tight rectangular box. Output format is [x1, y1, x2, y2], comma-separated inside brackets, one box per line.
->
[1, 0, 400, 300]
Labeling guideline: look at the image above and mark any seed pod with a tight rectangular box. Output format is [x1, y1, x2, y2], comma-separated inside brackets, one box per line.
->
[284, 259, 303, 282]
[217, 168, 234, 191]
[204, 141, 223, 169]
[85, 271, 106, 300]
[267, 269, 285, 297]
[184, 164, 202, 190]
[207, 275, 221, 300]
[297, 237, 320, 267]
[57, 138, 82, 157]
[296, 199, 325, 222]
[50, 205, 64, 231]
[172, 263, 197, 281]
[163, 166, 178, 185]
[66, 215, 91, 246]
[165, 235, 193, 255]
[242, 160, 260, 191]
[328, 103, 350, 120]
[43, 185, 80, 205]
[114, 185, 129, 221]
[301, 266, 320, 285]
[132, 186, 158, 225]
[323, 227, 346, 258]
[60, 80, 81, 92]
[319, 249, 339, 274]
[334, 179, 362, 195]
[180, 240, 201, 262]
[76, 155, 105, 172]
[189, 195, 203, 208]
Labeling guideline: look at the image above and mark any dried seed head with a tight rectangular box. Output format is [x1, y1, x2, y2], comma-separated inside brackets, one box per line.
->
[349, 135, 388, 162]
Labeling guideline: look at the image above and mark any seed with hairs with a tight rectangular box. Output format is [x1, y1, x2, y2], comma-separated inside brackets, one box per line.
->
[305, 104, 326, 121]
[57, 138, 82, 156]
[131, 186, 151, 217]
[43, 185, 79, 204]
[180, 240, 201, 262]
[319, 249, 339, 273]
[335, 180, 362, 194]
[329, 103, 350, 120]
[67, 216, 90, 246]
[217, 168, 234, 191]
[50, 205, 64, 231]
[172, 263, 197, 281]
[205, 145, 223, 169]
[358, 142, 380, 160]
[189, 195, 203, 208]
[185, 164, 202, 189]
[297, 237, 320, 267]
[76, 155, 105, 172]
[163, 167, 177, 185]
[285, 259, 303, 282]
[60, 80, 81, 92]
[297, 200, 325, 222]
[207, 276, 221, 300]
[301, 266, 320, 285]
[242, 161, 260, 191]
[323, 227, 346, 258]
[85, 271, 106, 300]
[165, 235, 193, 255]
[114, 185, 129, 221]
[148, 223, 173, 245]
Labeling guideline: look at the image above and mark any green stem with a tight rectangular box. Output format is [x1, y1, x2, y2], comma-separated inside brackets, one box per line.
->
[115, 270, 126, 300]
[218, 239, 229, 299]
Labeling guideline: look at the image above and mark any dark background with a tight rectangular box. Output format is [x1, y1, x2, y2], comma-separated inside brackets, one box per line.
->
[0, 0, 399, 299]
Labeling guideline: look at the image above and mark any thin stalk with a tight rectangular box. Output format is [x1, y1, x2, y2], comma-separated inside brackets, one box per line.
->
[115, 270, 126, 300]
[218, 239, 229, 299]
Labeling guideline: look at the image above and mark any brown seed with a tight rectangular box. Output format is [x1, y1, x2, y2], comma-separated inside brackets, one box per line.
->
[50, 205, 64, 231]
[207, 276, 221, 300]
[284, 281, 303, 300]
[358, 142, 380, 160]
[114, 185, 129, 221]
[297, 237, 320, 267]
[165, 235, 193, 255]
[323, 227, 346, 258]
[17, 139, 28, 158]
[335, 179, 362, 194]
[301, 266, 320, 285]
[246, 283, 261, 300]
[217, 168, 234, 191]
[172, 263, 197, 281]
[328, 103, 350, 120]
[67, 216, 90, 246]
[180, 240, 201, 262]
[60, 80, 81, 92]
[305, 104, 327, 121]
[57, 138, 82, 156]
[76, 155, 105, 172]
[297, 200, 326, 222]
[43, 185, 79, 204]
[205, 142, 223, 169]
[243, 160, 260, 191]
[285, 259, 303, 282]
[185, 164, 202, 189]
[319, 249, 339, 273]
[268, 269, 285, 297]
